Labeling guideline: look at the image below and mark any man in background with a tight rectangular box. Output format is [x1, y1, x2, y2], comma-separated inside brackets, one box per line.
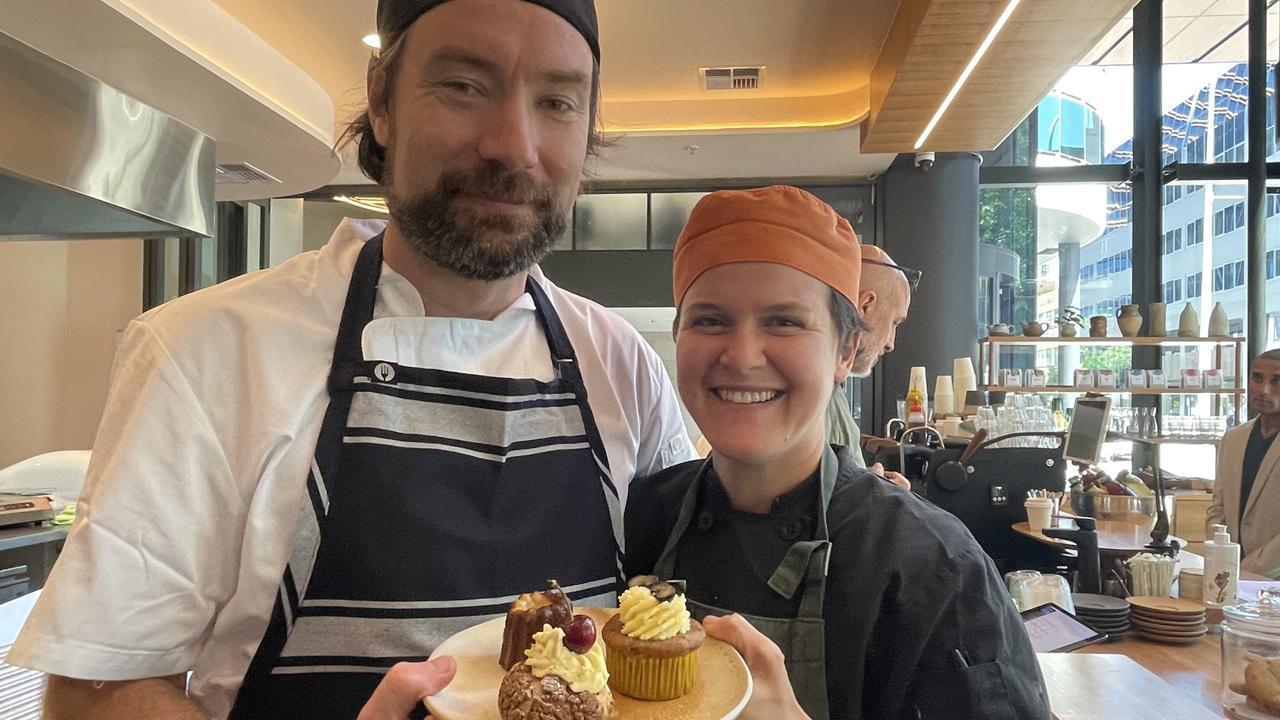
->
[826, 246, 914, 487]
[1209, 348, 1280, 578]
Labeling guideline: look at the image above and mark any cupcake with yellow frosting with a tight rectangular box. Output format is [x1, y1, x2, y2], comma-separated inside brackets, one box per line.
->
[498, 615, 615, 720]
[602, 576, 705, 701]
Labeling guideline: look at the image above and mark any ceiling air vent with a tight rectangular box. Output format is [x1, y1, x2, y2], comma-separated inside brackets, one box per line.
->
[215, 162, 280, 184]
[700, 66, 763, 91]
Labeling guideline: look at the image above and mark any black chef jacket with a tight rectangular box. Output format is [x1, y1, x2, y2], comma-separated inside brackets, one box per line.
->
[624, 446, 1051, 720]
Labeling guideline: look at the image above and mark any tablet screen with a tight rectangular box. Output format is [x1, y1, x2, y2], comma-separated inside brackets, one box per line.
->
[1021, 603, 1106, 653]
[1063, 396, 1110, 465]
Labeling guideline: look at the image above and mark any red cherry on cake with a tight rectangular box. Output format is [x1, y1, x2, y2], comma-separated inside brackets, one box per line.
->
[561, 614, 596, 654]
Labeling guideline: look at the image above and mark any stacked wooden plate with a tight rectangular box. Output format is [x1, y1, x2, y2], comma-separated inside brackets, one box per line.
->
[1072, 593, 1130, 638]
[1127, 596, 1207, 644]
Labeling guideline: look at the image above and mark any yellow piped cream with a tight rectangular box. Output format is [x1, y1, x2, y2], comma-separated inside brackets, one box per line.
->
[619, 586, 691, 640]
[523, 624, 608, 694]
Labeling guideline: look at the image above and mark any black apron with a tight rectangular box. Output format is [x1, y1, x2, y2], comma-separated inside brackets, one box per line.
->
[652, 446, 837, 720]
[230, 234, 622, 719]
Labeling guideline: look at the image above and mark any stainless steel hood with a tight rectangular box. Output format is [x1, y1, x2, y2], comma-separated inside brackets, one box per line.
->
[0, 29, 215, 241]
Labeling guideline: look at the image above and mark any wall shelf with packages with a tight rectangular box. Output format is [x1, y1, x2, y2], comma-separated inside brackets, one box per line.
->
[983, 386, 1243, 395]
[978, 335, 1244, 426]
[981, 336, 1243, 346]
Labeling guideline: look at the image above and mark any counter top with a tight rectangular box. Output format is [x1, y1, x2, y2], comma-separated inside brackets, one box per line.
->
[1040, 648, 1224, 719]
[1013, 518, 1188, 555]
[0, 523, 67, 553]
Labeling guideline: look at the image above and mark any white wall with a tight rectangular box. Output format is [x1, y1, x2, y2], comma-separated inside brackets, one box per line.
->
[0, 239, 142, 468]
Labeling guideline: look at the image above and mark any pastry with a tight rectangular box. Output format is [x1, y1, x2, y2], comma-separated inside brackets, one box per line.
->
[1245, 657, 1280, 715]
[500, 580, 573, 670]
[602, 576, 704, 701]
[498, 615, 614, 720]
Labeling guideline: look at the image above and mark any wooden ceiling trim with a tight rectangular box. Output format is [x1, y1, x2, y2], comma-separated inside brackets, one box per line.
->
[860, 0, 1135, 154]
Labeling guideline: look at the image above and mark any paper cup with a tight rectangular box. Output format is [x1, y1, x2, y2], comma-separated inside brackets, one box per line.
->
[1025, 498, 1054, 532]
[933, 375, 954, 416]
[1178, 568, 1204, 601]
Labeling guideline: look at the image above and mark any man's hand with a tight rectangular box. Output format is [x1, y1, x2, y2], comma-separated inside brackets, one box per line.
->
[357, 657, 457, 720]
[869, 462, 911, 490]
[702, 614, 809, 720]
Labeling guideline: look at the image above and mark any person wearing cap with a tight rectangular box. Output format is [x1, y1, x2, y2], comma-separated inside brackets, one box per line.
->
[826, 245, 915, 487]
[14, 2, 695, 718]
[624, 186, 1049, 720]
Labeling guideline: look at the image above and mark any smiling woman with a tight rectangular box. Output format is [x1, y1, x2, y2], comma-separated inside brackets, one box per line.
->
[623, 185, 1053, 720]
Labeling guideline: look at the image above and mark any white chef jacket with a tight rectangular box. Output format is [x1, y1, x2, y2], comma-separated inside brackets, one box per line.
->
[9, 219, 695, 718]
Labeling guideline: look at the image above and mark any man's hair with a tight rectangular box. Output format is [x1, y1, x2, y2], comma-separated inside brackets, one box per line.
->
[338, 26, 606, 185]
[1255, 348, 1280, 364]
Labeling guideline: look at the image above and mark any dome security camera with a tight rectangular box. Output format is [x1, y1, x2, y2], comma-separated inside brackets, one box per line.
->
[914, 152, 936, 172]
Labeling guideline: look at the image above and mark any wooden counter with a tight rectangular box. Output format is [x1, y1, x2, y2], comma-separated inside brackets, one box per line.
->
[1019, 516, 1274, 718]
[1013, 518, 1187, 555]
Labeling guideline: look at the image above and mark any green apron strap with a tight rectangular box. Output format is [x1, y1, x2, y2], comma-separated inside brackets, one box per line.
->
[766, 539, 830, 600]
[652, 458, 711, 579]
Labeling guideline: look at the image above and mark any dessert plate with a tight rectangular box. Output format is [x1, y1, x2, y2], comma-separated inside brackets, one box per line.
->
[425, 606, 752, 720]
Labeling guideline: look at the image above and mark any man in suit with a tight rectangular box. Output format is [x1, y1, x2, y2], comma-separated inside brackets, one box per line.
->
[1209, 348, 1280, 578]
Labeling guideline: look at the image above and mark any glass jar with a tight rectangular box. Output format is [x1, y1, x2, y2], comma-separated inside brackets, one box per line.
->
[1220, 588, 1280, 717]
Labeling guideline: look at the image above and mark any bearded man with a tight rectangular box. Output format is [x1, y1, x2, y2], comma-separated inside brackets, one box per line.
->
[12, 2, 695, 718]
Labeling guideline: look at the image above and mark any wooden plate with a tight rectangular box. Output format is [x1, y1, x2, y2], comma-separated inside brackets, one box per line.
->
[1127, 596, 1206, 616]
[1132, 628, 1206, 645]
[1130, 616, 1206, 632]
[424, 607, 751, 720]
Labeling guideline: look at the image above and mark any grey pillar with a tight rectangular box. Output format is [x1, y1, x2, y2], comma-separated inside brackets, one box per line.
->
[874, 152, 980, 431]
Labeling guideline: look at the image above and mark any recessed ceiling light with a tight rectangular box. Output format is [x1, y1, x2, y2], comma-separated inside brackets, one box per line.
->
[362, 33, 381, 50]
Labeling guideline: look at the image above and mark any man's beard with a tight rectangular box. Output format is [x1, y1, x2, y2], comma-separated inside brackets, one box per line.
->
[387, 164, 571, 281]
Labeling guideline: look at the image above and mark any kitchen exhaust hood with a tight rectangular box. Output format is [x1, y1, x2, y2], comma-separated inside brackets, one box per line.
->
[0, 29, 215, 241]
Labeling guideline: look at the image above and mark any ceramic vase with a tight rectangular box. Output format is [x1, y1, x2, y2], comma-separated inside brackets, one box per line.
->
[1208, 302, 1229, 337]
[1178, 302, 1200, 338]
[1117, 305, 1143, 337]
[1059, 323, 1078, 338]
[1089, 316, 1109, 337]
[1147, 302, 1166, 337]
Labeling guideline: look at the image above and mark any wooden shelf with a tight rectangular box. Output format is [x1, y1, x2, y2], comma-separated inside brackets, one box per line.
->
[984, 386, 1243, 395]
[1107, 433, 1222, 445]
[981, 336, 1243, 346]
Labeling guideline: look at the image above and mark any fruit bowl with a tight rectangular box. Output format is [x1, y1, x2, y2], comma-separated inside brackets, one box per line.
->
[1071, 490, 1158, 526]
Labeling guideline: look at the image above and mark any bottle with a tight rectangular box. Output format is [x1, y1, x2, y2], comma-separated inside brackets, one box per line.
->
[907, 367, 929, 424]
[1203, 524, 1241, 607]
[906, 389, 926, 428]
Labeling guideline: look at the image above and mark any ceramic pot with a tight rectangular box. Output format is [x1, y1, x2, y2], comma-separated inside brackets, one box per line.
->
[1059, 323, 1078, 338]
[1089, 316, 1109, 337]
[1147, 302, 1166, 337]
[1178, 302, 1200, 338]
[1117, 305, 1142, 337]
[1208, 302, 1229, 337]
[1023, 321, 1049, 337]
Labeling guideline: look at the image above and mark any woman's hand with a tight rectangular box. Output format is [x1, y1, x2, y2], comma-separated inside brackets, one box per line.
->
[357, 656, 457, 720]
[702, 614, 810, 720]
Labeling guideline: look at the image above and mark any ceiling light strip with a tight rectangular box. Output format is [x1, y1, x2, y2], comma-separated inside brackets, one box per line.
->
[334, 195, 388, 214]
[914, 0, 1022, 150]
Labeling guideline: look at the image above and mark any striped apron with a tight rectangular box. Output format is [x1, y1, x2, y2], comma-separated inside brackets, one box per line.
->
[229, 234, 622, 719]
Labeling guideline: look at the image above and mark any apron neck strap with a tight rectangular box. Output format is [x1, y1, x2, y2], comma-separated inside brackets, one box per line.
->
[653, 446, 839, 617]
[524, 276, 582, 388]
[330, 234, 386, 379]
[766, 446, 837, 612]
